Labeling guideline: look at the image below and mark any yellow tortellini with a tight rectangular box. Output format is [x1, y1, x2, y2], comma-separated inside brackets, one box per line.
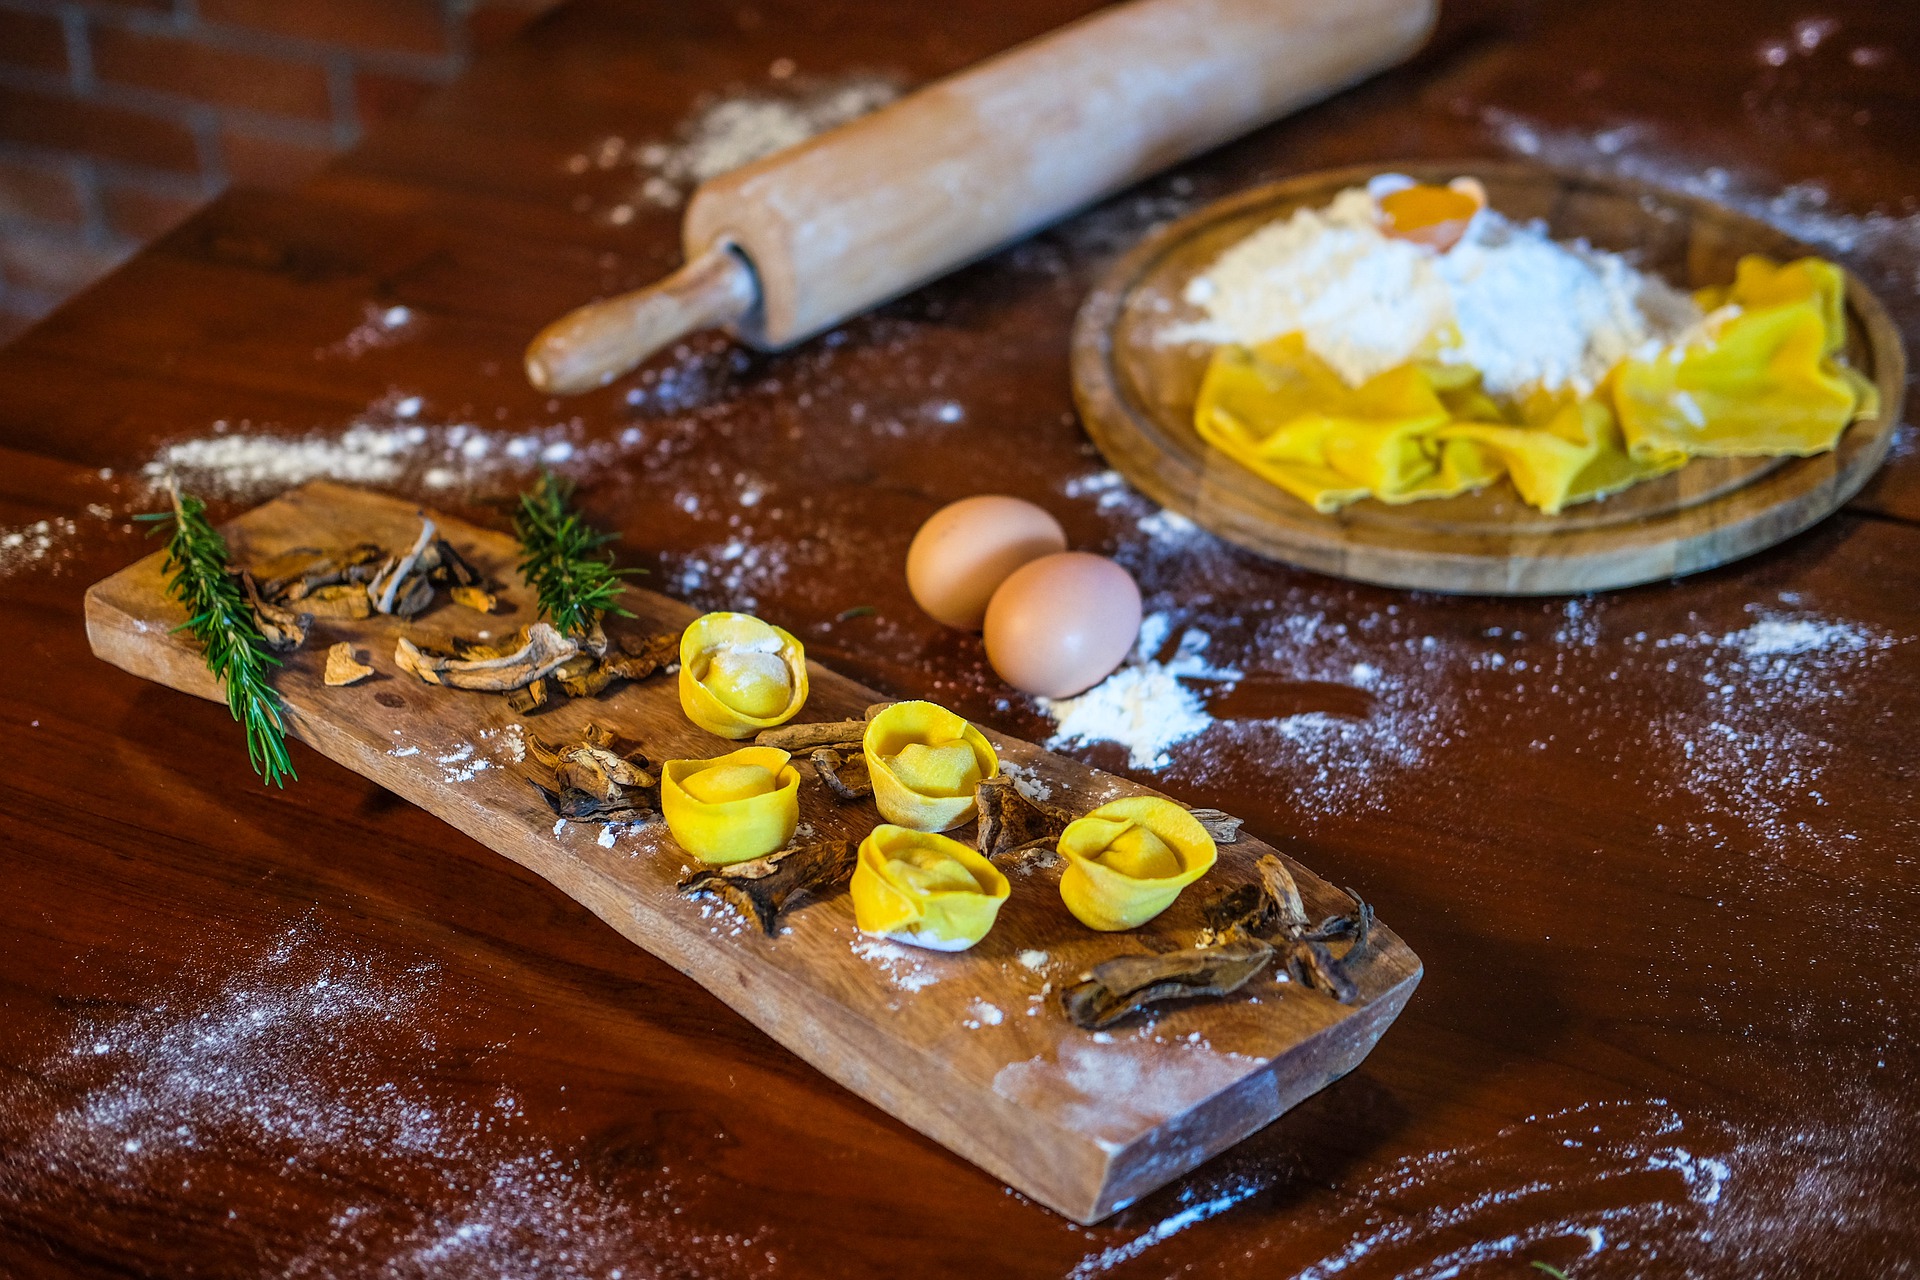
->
[679, 612, 809, 739]
[1057, 797, 1217, 931]
[851, 824, 1010, 951]
[863, 700, 1000, 833]
[1192, 255, 1876, 515]
[661, 745, 799, 864]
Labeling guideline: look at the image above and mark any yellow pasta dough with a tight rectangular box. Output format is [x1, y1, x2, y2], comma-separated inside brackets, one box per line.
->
[851, 825, 1010, 951]
[1057, 796, 1217, 931]
[678, 612, 809, 739]
[863, 700, 1000, 832]
[661, 745, 800, 864]
[1192, 254, 1875, 515]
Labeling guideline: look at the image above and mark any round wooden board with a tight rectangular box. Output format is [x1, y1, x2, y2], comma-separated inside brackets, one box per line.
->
[1071, 161, 1908, 595]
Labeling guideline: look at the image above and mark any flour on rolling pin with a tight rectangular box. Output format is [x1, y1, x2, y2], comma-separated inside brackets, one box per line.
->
[526, 0, 1438, 394]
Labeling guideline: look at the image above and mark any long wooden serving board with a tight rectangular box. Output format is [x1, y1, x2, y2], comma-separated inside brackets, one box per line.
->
[84, 481, 1421, 1223]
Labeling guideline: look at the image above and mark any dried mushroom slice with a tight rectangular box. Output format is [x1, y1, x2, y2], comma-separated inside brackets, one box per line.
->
[1060, 938, 1274, 1030]
[450, 585, 499, 613]
[369, 517, 440, 617]
[755, 719, 866, 751]
[323, 642, 374, 686]
[1193, 854, 1371, 1004]
[255, 542, 384, 603]
[679, 838, 856, 935]
[240, 572, 308, 652]
[527, 722, 658, 825]
[395, 622, 581, 692]
[1187, 808, 1244, 844]
[974, 775, 1072, 858]
[302, 584, 373, 619]
[809, 747, 872, 801]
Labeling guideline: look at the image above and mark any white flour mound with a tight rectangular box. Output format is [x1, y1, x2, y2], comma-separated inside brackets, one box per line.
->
[1039, 613, 1237, 771]
[1173, 180, 1699, 396]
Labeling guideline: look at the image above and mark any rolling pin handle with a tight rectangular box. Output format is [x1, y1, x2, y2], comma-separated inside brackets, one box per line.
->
[524, 242, 758, 395]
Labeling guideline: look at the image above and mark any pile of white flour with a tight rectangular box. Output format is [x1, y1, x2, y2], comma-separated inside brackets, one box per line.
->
[1173, 180, 1700, 396]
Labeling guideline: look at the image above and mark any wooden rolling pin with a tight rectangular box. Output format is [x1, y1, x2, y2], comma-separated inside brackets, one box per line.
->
[525, 0, 1437, 394]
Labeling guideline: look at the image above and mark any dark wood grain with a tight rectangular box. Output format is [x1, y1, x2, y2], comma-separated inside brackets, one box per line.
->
[1, 0, 1917, 1275]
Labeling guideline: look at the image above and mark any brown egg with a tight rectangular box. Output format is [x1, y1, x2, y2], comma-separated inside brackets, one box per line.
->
[984, 552, 1142, 698]
[906, 495, 1068, 630]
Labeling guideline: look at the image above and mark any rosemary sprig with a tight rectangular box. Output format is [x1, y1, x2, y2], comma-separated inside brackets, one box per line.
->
[136, 489, 295, 786]
[514, 472, 637, 638]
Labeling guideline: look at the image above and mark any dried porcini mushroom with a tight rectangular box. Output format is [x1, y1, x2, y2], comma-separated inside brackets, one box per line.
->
[527, 723, 658, 824]
[1188, 808, 1243, 844]
[450, 585, 498, 613]
[240, 571, 309, 652]
[679, 838, 857, 935]
[1059, 854, 1375, 1029]
[302, 584, 373, 620]
[974, 775, 1072, 858]
[809, 747, 872, 801]
[755, 719, 866, 751]
[395, 622, 581, 692]
[253, 543, 385, 602]
[1196, 854, 1372, 1004]
[323, 642, 374, 686]
[362, 515, 493, 619]
[1061, 938, 1274, 1030]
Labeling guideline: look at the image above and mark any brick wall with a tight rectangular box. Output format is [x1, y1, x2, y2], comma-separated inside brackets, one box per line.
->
[0, 0, 561, 342]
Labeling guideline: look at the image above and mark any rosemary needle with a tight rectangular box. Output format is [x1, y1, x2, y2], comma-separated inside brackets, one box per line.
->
[136, 489, 295, 787]
[513, 472, 638, 639]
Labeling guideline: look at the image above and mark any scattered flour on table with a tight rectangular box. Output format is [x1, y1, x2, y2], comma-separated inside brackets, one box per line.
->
[321, 303, 416, 360]
[0, 921, 776, 1277]
[1066, 1093, 1915, 1278]
[141, 418, 606, 502]
[575, 72, 900, 216]
[0, 516, 77, 577]
[1167, 181, 1699, 396]
[1039, 611, 1238, 770]
[1041, 473, 1907, 850]
[1481, 108, 1920, 343]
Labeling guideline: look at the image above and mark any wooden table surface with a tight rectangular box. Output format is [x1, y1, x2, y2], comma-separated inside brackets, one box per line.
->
[1, 1, 1915, 1275]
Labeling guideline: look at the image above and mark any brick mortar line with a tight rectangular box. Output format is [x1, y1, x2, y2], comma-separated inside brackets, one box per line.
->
[0, 138, 214, 200]
[0, 63, 343, 148]
[0, 0, 466, 83]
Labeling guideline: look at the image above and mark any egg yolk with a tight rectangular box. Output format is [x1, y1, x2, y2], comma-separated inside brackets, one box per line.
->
[705, 647, 792, 719]
[682, 762, 778, 805]
[884, 846, 981, 895]
[1095, 823, 1182, 880]
[1379, 183, 1481, 252]
[887, 739, 982, 798]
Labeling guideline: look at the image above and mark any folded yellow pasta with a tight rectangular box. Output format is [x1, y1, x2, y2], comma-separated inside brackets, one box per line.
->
[661, 745, 800, 864]
[851, 824, 1010, 951]
[678, 611, 809, 739]
[863, 700, 1000, 832]
[1057, 796, 1217, 931]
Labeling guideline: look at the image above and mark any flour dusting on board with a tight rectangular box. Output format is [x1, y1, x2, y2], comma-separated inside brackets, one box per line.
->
[993, 1040, 1262, 1148]
[0, 923, 779, 1277]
